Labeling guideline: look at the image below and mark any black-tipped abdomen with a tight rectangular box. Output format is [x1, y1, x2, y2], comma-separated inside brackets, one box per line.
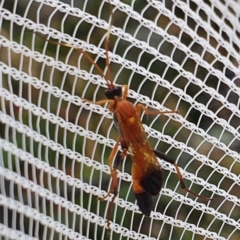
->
[140, 168, 164, 196]
[135, 192, 153, 216]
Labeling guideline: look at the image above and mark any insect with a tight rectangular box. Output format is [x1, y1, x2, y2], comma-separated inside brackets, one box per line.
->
[35, 0, 211, 229]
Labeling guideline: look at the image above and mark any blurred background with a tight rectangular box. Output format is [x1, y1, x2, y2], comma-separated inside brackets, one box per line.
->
[0, 0, 239, 239]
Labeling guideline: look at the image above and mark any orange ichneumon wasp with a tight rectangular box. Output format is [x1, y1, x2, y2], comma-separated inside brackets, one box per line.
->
[35, 0, 211, 230]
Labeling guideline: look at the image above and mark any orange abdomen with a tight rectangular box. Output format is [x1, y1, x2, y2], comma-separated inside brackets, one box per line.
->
[114, 99, 163, 198]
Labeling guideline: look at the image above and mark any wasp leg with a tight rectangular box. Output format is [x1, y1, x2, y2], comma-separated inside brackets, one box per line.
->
[98, 137, 128, 229]
[98, 138, 120, 201]
[153, 150, 211, 201]
[113, 139, 128, 169]
[136, 104, 178, 117]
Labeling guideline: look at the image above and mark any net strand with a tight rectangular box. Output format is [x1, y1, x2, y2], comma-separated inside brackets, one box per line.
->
[1, 8, 240, 131]
[0, 160, 236, 240]
[2, 31, 240, 154]
[1, 0, 239, 239]
[0, 194, 91, 240]
[1, 87, 239, 189]
[0, 223, 38, 240]
[1, 115, 239, 223]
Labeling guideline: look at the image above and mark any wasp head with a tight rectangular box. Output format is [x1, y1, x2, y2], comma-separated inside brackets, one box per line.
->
[105, 86, 122, 100]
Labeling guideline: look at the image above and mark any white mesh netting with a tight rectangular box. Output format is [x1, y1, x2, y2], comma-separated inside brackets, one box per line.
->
[0, 0, 240, 239]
